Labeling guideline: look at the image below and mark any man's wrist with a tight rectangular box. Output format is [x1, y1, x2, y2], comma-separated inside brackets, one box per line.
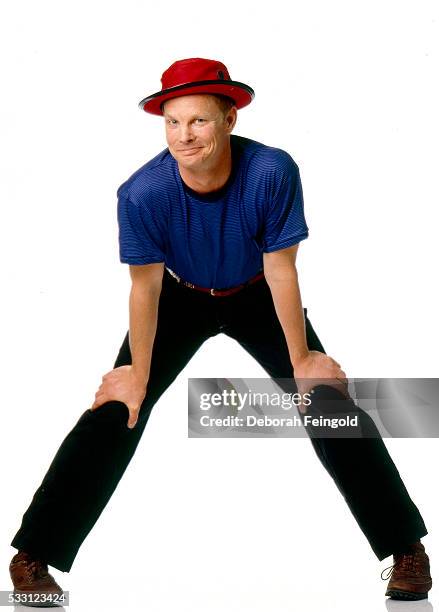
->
[291, 349, 310, 368]
[131, 364, 150, 384]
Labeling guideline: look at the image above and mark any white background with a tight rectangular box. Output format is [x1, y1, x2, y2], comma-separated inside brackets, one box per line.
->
[1, 1, 438, 610]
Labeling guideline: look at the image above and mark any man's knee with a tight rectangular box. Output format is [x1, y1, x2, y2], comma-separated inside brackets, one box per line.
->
[83, 401, 131, 430]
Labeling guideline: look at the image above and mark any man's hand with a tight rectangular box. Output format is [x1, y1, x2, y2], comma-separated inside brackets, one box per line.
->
[90, 365, 148, 429]
[293, 350, 349, 414]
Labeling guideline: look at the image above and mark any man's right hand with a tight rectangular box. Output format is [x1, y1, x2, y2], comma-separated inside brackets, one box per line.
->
[90, 365, 148, 429]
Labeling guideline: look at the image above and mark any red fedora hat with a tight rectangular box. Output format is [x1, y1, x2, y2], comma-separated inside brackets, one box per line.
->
[138, 57, 255, 116]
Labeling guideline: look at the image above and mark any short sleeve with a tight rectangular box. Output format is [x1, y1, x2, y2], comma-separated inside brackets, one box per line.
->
[262, 157, 309, 253]
[117, 192, 166, 265]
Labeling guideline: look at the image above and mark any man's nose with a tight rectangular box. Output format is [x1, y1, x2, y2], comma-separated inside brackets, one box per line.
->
[178, 124, 194, 143]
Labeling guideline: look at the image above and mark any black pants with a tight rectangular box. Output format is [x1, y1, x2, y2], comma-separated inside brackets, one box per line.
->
[10, 269, 428, 571]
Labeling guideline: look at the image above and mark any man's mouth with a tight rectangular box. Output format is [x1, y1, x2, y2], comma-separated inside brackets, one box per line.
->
[179, 147, 201, 154]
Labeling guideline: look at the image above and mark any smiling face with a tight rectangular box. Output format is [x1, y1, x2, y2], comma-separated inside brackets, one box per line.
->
[162, 94, 237, 174]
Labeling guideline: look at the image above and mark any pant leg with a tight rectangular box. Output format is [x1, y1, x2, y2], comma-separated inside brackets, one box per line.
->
[10, 272, 215, 572]
[222, 278, 428, 561]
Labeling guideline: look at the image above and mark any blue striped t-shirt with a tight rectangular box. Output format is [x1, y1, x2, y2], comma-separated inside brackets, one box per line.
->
[117, 134, 309, 289]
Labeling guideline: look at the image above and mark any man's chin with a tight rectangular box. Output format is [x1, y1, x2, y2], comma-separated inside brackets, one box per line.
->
[177, 155, 206, 170]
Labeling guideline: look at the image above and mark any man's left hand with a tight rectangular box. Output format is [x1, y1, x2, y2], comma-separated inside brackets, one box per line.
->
[293, 350, 349, 413]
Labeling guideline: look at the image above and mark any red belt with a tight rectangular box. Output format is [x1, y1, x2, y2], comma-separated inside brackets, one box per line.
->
[165, 267, 265, 297]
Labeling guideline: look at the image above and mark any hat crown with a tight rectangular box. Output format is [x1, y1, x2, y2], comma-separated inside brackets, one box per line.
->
[161, 57, 231, 90]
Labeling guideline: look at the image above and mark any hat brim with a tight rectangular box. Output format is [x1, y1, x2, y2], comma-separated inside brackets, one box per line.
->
[138, 80, 255, 116]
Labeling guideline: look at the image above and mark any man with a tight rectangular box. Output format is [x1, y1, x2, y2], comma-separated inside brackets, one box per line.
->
[9, 57, 432, 603]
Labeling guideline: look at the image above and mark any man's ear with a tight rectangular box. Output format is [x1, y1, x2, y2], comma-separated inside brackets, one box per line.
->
[225, 107, 238, 132]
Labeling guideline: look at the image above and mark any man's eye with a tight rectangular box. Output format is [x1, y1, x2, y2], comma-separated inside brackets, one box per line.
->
[167, 119, 177, 124]
[195, 118, 206, 123]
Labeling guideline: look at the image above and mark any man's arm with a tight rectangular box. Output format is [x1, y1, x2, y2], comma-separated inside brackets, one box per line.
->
[263, 243, 309, 366]
[263, 243, 348, 407]
[128, 262, 164, 383]
[90, 262, 164, 428]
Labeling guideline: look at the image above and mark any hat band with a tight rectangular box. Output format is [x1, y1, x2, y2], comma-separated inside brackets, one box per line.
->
[138, 79, 255, 109]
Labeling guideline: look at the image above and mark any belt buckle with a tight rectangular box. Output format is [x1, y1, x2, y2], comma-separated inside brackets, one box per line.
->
[166, 267, 181, 283]
[210, 288, 216, 296]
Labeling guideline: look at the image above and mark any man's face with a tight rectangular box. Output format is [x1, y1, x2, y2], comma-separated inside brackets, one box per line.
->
[163, 94, 237, 172]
